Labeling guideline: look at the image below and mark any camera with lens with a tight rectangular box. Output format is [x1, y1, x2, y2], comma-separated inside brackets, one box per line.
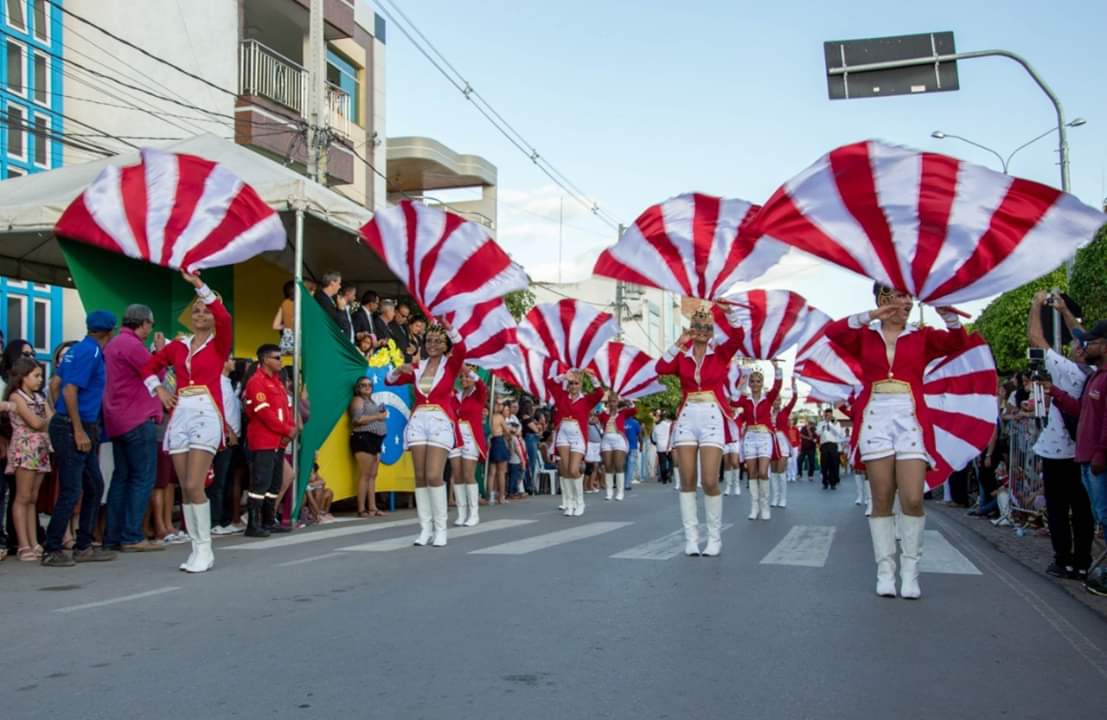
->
[1026, 347, 1046, 377]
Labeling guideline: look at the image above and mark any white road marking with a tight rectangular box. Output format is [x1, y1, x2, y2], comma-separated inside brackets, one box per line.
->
[918, 529, 981, 575]
[610, 524, 734, 560]
[53, 586, 180, 614]
[470, 521, 633, 555]
[760, 525, 837, 567]
[225, 518, 419, 550]
[338, 519, 537, 552]
[275, 552, 346, 567]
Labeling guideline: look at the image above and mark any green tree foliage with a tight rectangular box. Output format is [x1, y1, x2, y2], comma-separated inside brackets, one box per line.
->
[1069, 224, 1107, 325]
[634, 375, 682, 434]
[505, 289, 536, 321]
[974, 267, 1067, 374]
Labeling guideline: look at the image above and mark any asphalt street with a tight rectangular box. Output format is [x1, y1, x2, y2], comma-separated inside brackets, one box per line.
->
[2, 479, 1106, 720]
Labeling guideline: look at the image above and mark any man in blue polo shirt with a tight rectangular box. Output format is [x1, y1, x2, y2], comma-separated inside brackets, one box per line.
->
[42, 310, 119, 567]
[624, 413, 642, 491]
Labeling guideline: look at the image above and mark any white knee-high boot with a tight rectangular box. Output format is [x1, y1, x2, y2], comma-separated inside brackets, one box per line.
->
[413, 487, 433, 546]
[702, 494, 723, 556]
[430, 484, 448, 547]
[898, 514, 925, 599]
[868, 516, 898, 597]
[778, 472, 788, 507]
[758, 479, 771, 520]
[855, 474, 864, 505]
[465, 484, 480, 526]
[615, 473, 625, 501]
[723, 470, 732, 496]
[562, 476, 575, 516]
[733, 470, 741, 495]
[604, 473, 615, 501]
[769, 473, 780, 507]
[181, 502, 214, 573]
[557, 473, 567, 510]
[748, 478, 760, 520]
[573, 478, 586, 516]
[679, 491, 700, 556]
[453, 484, 469, 526]
[863, 479, 872, 517]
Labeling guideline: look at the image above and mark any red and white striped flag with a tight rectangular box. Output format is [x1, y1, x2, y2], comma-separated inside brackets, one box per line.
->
[54, 148, 285, 271]
[359, 200, 529, 317]
[593, 192, 787, 299]
[587, 342, 663, 400]
[517, 300, 617, 370]
[442, 298, 521, 371]
[716, 289, 829, 360]
[755, 140, 1107, 305]
[495, 346, 563, 403]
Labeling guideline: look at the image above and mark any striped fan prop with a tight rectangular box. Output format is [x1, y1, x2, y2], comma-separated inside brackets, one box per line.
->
[587, 342, 663, 400]
[923, 335, 999, 488]
[755, 140, 1107, 305]
[359, 200, 529, 317]
[494, 346, 562, 403]
[517, 300, 618, 370]
[442, 298, 521, 371]
[717, 289, 829, 360]
[725, 360, 748, 403]
[593, 192, 787, 299]
[793, 331, 863, 404]
[54, 148, 285, 271]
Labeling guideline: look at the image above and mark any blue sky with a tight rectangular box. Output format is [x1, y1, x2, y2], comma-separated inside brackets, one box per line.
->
[381, 0, 1107, 321]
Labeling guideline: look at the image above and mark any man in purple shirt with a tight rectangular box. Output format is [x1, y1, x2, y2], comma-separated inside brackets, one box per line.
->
[103, 304, 165, 552]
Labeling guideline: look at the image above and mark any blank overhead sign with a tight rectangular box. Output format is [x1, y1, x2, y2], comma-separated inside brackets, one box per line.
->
[824, 31, 960, 100]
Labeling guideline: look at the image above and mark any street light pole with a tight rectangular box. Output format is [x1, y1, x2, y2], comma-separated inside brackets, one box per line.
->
[931, 119, 1086, 176]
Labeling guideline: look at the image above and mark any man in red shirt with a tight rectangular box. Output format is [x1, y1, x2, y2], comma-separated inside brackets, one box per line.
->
[243, 344, 297, 537]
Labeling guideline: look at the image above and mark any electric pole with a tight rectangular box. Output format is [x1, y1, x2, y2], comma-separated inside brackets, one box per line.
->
[307, 0, 328, 182]
[614, 223, 626, 340]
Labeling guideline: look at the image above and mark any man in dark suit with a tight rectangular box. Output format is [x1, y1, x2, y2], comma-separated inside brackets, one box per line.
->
[313, 271, 342, 324]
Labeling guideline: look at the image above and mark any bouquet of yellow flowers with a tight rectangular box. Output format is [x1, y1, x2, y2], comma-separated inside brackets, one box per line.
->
[367, 339, 405, 369]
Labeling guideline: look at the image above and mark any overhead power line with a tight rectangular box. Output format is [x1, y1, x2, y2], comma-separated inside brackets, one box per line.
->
[375, 0, 623, 230]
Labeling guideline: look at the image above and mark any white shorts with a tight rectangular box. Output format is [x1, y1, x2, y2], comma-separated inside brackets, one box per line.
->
[858, 394, 931, 465]
[725, 441, 742, 457]
[672, 401, 726, 449]
[775, 431, 791, 458]
[165, 392, 222, 455]
[555, 420, 586, 456]
[405, 407, 455, 451]
[585, 441, 601, 463]
[743, 428, 774, 460]
[448, 421, 479, 461]
[601, 432, 628, 454]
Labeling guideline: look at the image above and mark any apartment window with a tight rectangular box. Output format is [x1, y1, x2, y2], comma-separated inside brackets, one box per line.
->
[32, 0, 47, 42]
[33, 113, 46, 165]
[7, 103, 26, 159]
[32, 51, 46, 104]
[7, 40, 26, 95]
[5, 0, 25, 31]
[32, 297, 49, 352]
[7, 166, 23, 178]
[6, 294, 26, 340]
[326, 49, 360, 124]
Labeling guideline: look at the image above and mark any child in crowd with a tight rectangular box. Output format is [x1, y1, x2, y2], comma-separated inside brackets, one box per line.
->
[4, 358, 52, 561]
[304, 463, 335, 524]
[992, 461, 1013, 528]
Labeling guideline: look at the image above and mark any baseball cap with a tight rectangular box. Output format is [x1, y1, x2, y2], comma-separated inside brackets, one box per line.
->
[86, 310, 118, 332]
[1072, 320, 1107, 343]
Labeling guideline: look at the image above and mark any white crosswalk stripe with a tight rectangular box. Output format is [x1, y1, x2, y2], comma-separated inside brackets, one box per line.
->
[760, 525, 837, 567]
[470, 521, 633, 555]
[225, 518, 419, 550]
[338, 519, 537, 552]
[919, 530, 981, 575]
[610, 524, 734, 560]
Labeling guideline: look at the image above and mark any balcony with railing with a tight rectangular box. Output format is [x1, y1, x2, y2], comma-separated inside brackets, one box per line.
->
[238, 39, 352, 139]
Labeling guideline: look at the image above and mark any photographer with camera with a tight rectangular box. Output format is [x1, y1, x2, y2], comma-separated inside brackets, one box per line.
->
[1027, 291, 1095, 582]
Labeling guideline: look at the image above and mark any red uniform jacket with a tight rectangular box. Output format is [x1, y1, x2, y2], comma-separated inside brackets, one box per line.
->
[773, 393, 798, 433]
[142, 286, 232, 428]
[738, 370, 783, 430]
[453, 377, 488, 458]
[824, 315, 968, 468]
[386, 331, 466, 422]
[547, 379, 605, 433]
[655, 331, 746, 435]
[244, 367, 295, 451]
[599, 407, 637, 436]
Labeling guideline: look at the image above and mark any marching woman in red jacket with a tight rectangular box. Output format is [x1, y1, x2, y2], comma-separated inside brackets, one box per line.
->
[655, 305, 745, 557]
[143, 270, 232, 573]
[823, 283, 967, 598]
[598, 394, 637, 502]
[769, 382, 798, 509]
[737, 364, 782, 521]
[547, 371, 605, 517]
[449, 366, 487, 528]
[387, 321, 466, 547]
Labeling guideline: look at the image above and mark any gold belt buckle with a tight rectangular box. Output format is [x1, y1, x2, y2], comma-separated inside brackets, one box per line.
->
[872, 379, 911, 394]
[686, 391, 715, 404]
[415, 404, 443, 414]
[747, 424, 769, 433]
[178, 386, 208, 398]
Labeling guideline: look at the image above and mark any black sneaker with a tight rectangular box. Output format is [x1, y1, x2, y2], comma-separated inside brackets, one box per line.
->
[1071, 567, 1089, 581]
[41, 550, 75, 567]
[1085, 568, 1107, 597]
[73, 547, 118, 563]
[1045, 562, 1071, 578]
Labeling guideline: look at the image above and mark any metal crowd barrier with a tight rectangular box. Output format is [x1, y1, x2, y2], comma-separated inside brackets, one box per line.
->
[1004, 417, 1045, 522]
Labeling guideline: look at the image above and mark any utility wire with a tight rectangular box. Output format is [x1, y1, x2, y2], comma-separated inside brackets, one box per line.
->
[375, 0, 622, 230]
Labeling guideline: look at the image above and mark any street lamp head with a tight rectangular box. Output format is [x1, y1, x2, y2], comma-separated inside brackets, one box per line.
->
[931, 131, 946, 139]
[1068, 117, 1087, 128]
